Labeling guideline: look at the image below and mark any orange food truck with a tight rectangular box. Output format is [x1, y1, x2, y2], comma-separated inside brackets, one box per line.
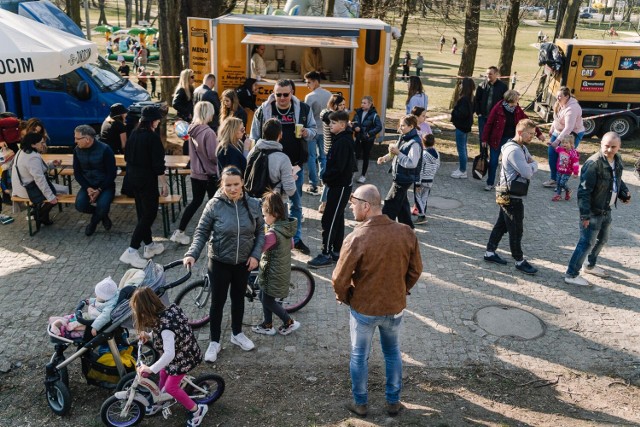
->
[187, 14, 391, 137]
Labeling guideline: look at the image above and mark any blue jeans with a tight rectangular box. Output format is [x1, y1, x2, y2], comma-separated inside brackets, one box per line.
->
[477, 116, 488, 150]
[548, 131, 584, 180]
[289, 168, 304, 243]
[566, 212, 612, 277]
[75, 186, 115, 224]
[455, 129, 469, 172]
[349, 308, 403, 406]
[307, 134, 326, 187]
[486, 136, 510, 187]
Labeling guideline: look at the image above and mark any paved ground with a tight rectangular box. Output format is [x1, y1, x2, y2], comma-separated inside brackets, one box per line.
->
[1, 158, 639, 418]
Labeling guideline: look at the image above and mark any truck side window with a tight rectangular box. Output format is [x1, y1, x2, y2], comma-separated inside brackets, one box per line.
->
[612, 78, 640, 94]
[34, 78, 64, 92]
[582, 55, 602, 68]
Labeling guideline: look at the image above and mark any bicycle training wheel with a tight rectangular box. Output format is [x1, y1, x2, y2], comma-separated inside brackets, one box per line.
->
[282, 266, 315, 313]
[186, 374, 225, 405]
[174, 279, 211, 328]
[100, 395, 145, 427]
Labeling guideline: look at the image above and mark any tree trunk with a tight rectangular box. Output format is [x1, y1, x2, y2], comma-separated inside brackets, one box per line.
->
[124, 0, 133, 27]
[450, 0, 480, 108]
[145, 0, 153, 22]
[325, 0, 336, 16]
[97, 0, 108, 25]
[497, 0, 520, 80]
[544, 0, 551, 22]
[554, 0, 568, 39]
[623, 3, 632, 22]
[609, 0, 617, 21]
[66, 0, 82, 27]
[158, 0, 183, 105]
[243, 0, 249, 14]
[558, 0, 581, 39]
[386, 0, 412, 108]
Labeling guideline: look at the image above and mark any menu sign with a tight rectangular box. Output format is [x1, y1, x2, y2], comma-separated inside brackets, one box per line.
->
[187, 18, 211, 82]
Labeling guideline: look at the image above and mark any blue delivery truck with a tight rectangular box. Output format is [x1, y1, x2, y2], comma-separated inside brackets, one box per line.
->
[0, 1, 151, 146]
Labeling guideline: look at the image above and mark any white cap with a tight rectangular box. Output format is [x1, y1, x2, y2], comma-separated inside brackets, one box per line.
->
[95, 277, 117, 300]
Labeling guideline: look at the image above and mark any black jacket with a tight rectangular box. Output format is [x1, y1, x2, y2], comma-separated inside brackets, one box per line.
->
[473, 79, 507, 117]
[577, 151, 629, 220]
[193, 85, 221, 131]
[322, 130, 356, 187]
[236, 78, 258, 111]
[352, 107, 383, 143]
[172, 87, 194, 122]
[451, 96, 474, 133]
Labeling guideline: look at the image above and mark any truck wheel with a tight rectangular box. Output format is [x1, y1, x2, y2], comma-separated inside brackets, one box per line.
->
[582, 118, 600, 138]
[603, 116, 635, 140]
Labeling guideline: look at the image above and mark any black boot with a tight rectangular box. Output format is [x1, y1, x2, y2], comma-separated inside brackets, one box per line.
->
[38, 202, 54, 226]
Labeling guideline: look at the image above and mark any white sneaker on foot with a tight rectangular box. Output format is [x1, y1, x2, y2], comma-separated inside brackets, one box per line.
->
[186, 403, 208, 427]
[484, 184, 495, 191]
[450, 169, 463, 178]
[582, 265, 609, 277]
[457, 171, 468, 179]
[357, 175, 366, 184]
[143, 242, 165, 259]
[231, 332, 255, 351]
[204, 341, 220, 363]
[564, 275, 590, 287]
[119, 248, 148, 268]
[251, 322, 277, 336]
[278, 320, 301, 336]
[170, 229, 190, 245]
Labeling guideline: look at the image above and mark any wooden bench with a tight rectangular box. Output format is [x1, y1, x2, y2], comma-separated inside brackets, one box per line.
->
[11, 193, 181, 237]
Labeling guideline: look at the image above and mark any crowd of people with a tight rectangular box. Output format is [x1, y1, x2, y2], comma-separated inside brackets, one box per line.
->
[0, 60, 635, 424]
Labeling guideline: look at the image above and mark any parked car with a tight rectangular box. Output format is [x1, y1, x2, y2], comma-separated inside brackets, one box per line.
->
[579, 12, 593, 19]
[582, 7, 598, 13]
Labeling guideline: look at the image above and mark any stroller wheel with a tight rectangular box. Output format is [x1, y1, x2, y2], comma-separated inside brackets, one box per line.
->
[46, 380, 71, 416]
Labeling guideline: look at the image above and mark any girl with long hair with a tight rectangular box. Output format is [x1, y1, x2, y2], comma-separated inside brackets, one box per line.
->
[405, 76, 428, 114]
[216, 117, 247, 174]
[220, 89, 248, 127]
[450, 77, 476, 178]
[172, 69, 195, 122]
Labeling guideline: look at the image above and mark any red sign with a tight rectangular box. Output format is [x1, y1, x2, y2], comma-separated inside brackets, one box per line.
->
[580, 80, 605, 92]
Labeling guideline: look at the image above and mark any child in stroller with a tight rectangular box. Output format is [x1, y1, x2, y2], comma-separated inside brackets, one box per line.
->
[85, 277, 119, 337]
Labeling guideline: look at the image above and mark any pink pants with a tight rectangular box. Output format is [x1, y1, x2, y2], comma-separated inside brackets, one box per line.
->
[159, 370, 196, 411]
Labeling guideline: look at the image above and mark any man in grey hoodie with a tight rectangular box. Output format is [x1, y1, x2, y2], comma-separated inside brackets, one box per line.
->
[247, 119, 297, 203]
[484, 119, 539, 275]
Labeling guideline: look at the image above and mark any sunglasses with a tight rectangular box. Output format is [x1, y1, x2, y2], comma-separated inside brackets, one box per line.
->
[349, 194, 369, 205]
[275, 93, 291, 98]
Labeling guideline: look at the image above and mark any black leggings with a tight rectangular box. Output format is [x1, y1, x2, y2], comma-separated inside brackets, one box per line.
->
[130, 180, 159, 249]
[356, 138, 374, 176]
[179, 177, 217, 231]
[260, 290, 291, 325]
[208, 259, 250, 342]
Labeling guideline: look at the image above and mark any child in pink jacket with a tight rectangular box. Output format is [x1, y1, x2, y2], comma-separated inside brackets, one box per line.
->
[553, 134, 580, 201]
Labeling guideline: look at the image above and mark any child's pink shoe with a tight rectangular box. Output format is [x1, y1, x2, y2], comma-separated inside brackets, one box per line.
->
[552, 194, 562, 202]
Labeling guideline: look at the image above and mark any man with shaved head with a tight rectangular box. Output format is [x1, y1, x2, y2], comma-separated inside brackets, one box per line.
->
[332, 184, 423, 418]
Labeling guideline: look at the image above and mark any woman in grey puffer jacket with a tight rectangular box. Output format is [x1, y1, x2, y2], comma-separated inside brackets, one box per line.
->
[184, 166, 265, 362]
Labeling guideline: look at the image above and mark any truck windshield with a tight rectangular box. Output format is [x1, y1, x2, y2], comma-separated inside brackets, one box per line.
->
[83, 57, 126, 92]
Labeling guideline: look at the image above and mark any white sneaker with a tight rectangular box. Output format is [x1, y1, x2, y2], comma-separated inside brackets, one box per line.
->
[458, 171, 468, 179]
[251, 323, 277, 336]
[582, 265, 609, 278]
[119, 248, 148, 269]
[170, 229, 191, 245]
[450, 169, 463, 178]
[278, 320, 301, 336]
[186, 403, 208, 427]
[484, 184, 495, 191]
[564, 275, 591, 287]
[230, 332, 255, 351]
[204, 341, 220, 363]
[357, 175, 366, 184]
[143, 242, 165, 259]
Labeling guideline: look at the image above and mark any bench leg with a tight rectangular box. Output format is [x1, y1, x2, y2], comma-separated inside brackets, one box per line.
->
[27, 204, 40, 236]
[161, 205, 170, 237]
[181, 175, 188, 207]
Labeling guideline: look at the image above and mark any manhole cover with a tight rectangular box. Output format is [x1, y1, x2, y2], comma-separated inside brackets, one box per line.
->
[429, 196, 462, 210]
[474, 305, 545, 340]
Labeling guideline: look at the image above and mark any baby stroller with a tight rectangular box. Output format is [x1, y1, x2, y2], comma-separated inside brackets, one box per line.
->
[44, 260, 190, 416]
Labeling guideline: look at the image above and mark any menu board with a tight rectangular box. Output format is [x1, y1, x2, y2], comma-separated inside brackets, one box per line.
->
[187, 18, 212, 82]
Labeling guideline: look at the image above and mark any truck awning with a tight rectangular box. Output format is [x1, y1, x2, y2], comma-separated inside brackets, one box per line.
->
[241, 33, 358, 49]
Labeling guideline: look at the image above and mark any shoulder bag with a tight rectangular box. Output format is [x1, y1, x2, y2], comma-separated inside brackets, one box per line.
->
[501, 149, 529, 196]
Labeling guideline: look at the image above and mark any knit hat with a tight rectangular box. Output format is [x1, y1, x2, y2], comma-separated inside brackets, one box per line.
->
[109, 103, 128, 118]
[95, 277, 117, 301]
[140, 106, 163, 122]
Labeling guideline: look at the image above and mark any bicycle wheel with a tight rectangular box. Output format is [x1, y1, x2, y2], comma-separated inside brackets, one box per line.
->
[282, 266, 315, 313]
[174, 279, 211, 328]
[46, 380, 71, 416]
[186, 374, 225, 405]
[100, 395, 145, 427]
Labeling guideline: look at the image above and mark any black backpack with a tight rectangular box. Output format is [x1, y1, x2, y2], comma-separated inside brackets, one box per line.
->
[244, 148, 280, 197]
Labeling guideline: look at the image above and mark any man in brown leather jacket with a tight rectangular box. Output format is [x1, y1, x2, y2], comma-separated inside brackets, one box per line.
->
[332, 184, 423, 418]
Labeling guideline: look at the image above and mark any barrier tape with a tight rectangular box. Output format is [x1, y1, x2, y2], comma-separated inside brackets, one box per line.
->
[122, 75, 180, 79]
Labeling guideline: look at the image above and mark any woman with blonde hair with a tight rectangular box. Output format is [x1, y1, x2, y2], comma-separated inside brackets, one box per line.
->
[170, 101, 219, 246]
[172, 69, 195, 122]
[220, 89, 248, 127]
[216, 117, 247, 175]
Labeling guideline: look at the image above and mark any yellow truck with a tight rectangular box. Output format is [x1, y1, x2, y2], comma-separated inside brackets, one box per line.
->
[535, 39, 640, 139]
[187, 14, 391, 136]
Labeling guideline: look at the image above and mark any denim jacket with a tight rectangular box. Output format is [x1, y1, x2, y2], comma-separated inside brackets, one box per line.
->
[577, 151, 628, 220]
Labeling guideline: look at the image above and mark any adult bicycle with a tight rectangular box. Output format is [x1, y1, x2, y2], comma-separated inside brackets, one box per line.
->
[174, 265, 315, 329]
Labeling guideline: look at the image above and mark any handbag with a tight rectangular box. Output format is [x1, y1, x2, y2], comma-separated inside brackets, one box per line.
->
[500, 159, 530, 197]
[472, 146, 488, 180]
[14, 151, 57, 204]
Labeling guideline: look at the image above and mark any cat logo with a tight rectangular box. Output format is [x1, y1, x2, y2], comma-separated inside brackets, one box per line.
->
[581, 69, 595, 77]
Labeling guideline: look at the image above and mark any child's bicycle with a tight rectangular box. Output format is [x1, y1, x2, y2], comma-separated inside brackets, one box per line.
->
[175, 265, 315, 328]
[100, 341, 225, 427]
